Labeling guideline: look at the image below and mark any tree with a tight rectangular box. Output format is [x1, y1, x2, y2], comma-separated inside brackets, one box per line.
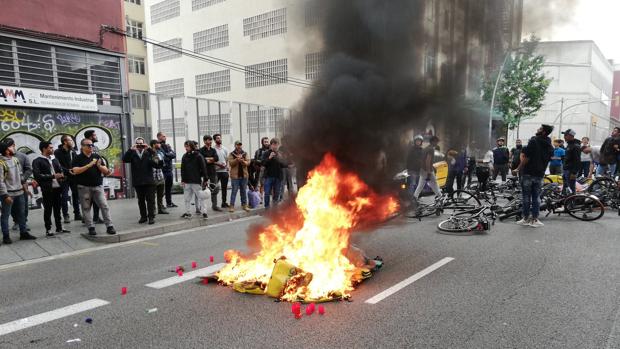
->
[482, 36, 551, 138]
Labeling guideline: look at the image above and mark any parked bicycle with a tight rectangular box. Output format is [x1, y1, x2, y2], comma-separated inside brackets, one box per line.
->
[437, 205, 497, 235]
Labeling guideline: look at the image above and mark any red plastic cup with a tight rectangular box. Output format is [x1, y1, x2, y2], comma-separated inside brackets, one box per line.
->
[177, 270, 183, 277]
[294, 312, 302, 319]
[121, 287, 127, 295]
[202, 278, 209, 285]
[175, 266, 182, 272]
[209, 256, 214, 263]
[318, 305, 325, 315]
[291, 303, 301, 314]
[305, 306, 313, 315]
[191, 261, 197, 269]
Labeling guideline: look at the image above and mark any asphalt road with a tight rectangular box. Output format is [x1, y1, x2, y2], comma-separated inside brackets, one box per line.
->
[0, 211, 619, 348]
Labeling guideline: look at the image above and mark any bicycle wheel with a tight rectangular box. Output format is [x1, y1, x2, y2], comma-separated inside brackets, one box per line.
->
[406, 203, 438, 218]
[586, 178, 617, 205]
[443, 190, 481, 214]
[564, 194, 605, 221]
[437, 217, 480, 234]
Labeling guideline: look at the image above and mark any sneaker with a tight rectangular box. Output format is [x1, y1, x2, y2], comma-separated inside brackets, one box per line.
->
[202, 213, 208, 219]
[20, 233, 37, 240]
[195, 209, 201, 214]
[242, 205, 250, 212]
[212, 206, 222, 212]
[181, 213, 192, 219]
[138, 217, 148, 224]
[167, 203, 178, 208]
[46, 231, 55, 237]
[158, 209, 169, 215]
[88, 227, 97, 236]
[221, 203, 230, 208]
[56, 228, 71, 234]
[106, 226, 117, 235]
[3, 236, 12, 244]
[228, 206, 235, 213]
[148, 218, 155, 225]
[63, 215, 71, 224]
[11, 224, 18, 231]
[516, 218, 530, 226]
[529, 219, 544, 228]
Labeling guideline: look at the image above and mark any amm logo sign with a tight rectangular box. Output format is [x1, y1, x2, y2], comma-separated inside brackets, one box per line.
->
[0, 88, 26, 103]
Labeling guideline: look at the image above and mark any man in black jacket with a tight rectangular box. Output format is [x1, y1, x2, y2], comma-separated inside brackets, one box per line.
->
[253, 137, 269, 194]
[261, 138, 286, 208]
[157, 132, 177, 208]
[562, 129, 581, 195]
[54, 135, 81, 223]
[405, 135, 424, 199]
[181, 140, 208, 219]
[492, 137, 510, 182]
[33, 141, 70, 237]
[199, 135, 220, 212]
[123, 137, 159, 224]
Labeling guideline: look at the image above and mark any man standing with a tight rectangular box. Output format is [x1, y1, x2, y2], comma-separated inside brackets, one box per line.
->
[71, 139, 116, 236]
[228, 141, 250, 212]
[406, 135, 424, 199]
[213, 134, 230, 208]
[562, 129, 581, 194]
[549, 139, 565, 175]
[413, 136, 442, 200]
[151, 140, 168, 215]
[582, 145, 601, 178]
[83, 130, 103, 224]
[598, 127, 620, 176]
[0, 138, 36, 245]
[278, 136, 297, 200]
[262, 138, 285, 208]
[513, 124, 554, 228]
[510, 139, 523, 173]
[123, 137, 159, 224]
[54, 135, 81, 223]
[253, 137, 270, 195]
[180, 140, 208, 219]
[157, 132, 177, 208]
[11, 148, 32, 232]
[198, 135, 220, 212]
[579, 137, 591, 177]
[33, 141, 70, 237]
[445, 148, 466, 194]
[491, 137, 509, 182]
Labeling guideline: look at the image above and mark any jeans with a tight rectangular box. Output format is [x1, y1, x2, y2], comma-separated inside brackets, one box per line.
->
[164, 173, 174, 205]
[77, 185, 112, 228]
[11, 191, 28, 226]
[263, 177, 281, 208]
[413, 169, 441, 199]
[42, 187, 63, 231]
[596, 163, 617, 177]
[579, 161, 591, 177]
[216, 172, 229, 205]
[407, 173, 420, 201]
[183, 183, 205, 214]
[493, 164, 509, 181]
[230, 178, 248, 207]
[135, 185, 156, 219]
[61, 181, 81, 217]
[521, 175, 542, 219]
[2, 194, 26, 237]
[562, 170, 577, 194]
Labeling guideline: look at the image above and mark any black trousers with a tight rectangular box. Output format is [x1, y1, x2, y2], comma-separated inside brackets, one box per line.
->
[445, 170, 464, 194]
[164, 173, 173, 205]
[42, 187, 63, 231]
[216, 172, 229, 205]
[155, 181, 165, 212]
[135, 185, 156, 219]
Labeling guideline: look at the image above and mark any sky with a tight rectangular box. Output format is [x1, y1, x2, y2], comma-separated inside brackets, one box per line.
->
[522, 0, 620, 63]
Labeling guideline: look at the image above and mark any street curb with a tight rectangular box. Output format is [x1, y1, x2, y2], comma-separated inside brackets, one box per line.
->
[81, 208, 266, 243]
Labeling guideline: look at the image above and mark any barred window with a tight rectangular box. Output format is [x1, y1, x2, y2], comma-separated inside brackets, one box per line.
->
[155, 78, 184, 97]
[196, 70, 230, 95]
[56, 47, 88, 91]
[159, 118, 185, 137]
[246, 108, 283, 133]
[199, 113, 231, 135]
[193, 25, 229, 52]
[130, 92, 149, 109]
[125, 0, 141, 4]
[245, 59, 287, 88]
[153, 38, 182, 63]
[192, 0, 226, 11]
[128, 56, 146, 75]
[305, 52, 325, 80]
[0, 37, 15, 84]
[126, 18, 143, 39]
[243, 8, 287, 41]
[305, 1, 322, 26]
[17, 40, 54, 88]
[151, 0, 180, 24]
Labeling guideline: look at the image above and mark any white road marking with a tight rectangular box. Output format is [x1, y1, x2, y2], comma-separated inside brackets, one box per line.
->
[0, 216, 260, 272]
[365, 257, 455, 304]
[145, 263, 226, 289]
[0, 299, 109, 337]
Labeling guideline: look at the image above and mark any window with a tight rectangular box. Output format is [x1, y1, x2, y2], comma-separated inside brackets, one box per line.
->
[243, 8, 287, 41]
[305, 0, 322, 26]
[130, 92, 149, 109]
[128, 56, 146, 75]
[0, 37, 15, 84]
[16, 40, 54, 88]
[151, 0, 180, 24]
[126, 18, 143, 39]
[305, 52, 325, 80]
[199, 113, 231, 135]
[56, 47, 88, 91]
[155, 78, 184, 97]
[192, 0, 225, 11]
[196, 70, 230, 95]
[125, 0, 141, 5]
[159, 118, 185, 137]
[246, 108, 283, 133]
[193, 25, 229, 52]
[89, 52, 123, 106]
[153, 38, 182, 63]
[245, 59, 287, 88]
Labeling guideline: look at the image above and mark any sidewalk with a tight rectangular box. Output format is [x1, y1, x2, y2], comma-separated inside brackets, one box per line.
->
[0, 194, 264, 266]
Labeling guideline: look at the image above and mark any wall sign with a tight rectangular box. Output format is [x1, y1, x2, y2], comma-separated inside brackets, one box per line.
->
[0, 85, 98, 112]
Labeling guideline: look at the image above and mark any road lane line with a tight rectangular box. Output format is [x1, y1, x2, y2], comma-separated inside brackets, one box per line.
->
[145, 263, 226, 289]
[0, 299, 109, 337]
[0, 216, 260, 272]
[365, 257, 454, 304]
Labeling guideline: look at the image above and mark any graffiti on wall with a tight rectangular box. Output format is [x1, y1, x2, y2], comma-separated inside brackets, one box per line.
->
[0, 107, 125, 198]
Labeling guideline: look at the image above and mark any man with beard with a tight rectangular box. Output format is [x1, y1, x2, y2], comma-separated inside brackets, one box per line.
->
[561, 129, 581, 195]
[123, 138, 159, 224]
[261, 138, 286, 208]
[157, 132, 177, 208]
[253, 137, 270, 196]
[33, 141, 70, 237]
[55, 135, 81, 223]
[198, 135, 220, 212]
[213, 134, 230, 208]
[513, 124, 554, 228]
[180, 140, 208, 219]
[83, 130, 103, 224]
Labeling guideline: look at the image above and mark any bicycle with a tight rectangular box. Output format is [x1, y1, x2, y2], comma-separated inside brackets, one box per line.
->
[437, 205, 497, 235]
[405, 190, 481, 219]
[586, 175, 620, 214]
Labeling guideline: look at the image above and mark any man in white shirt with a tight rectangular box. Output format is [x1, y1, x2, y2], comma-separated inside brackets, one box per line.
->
[213, 134, 230, 208]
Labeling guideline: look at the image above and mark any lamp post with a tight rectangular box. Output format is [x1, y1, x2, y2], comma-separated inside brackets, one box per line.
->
[552, 98, 615, 138]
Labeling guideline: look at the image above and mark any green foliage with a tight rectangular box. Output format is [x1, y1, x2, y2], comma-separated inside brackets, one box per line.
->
[482, 36, 551, 130]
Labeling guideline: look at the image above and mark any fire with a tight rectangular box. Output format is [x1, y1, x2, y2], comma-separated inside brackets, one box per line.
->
[217, 153, 398, 301]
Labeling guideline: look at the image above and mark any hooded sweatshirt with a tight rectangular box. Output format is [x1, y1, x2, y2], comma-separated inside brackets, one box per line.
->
[0, 155, 24, 197]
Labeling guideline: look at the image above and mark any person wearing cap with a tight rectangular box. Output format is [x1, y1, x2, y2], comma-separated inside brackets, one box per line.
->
[406, 135, 424, 199]
[228, 141, 251, 212]
[33, 141, 70, 237]
[0, 138, 37, 245]
[562, 129, 581, 194]
[492, 137, 510, 182]
[180, 140, 208, 219]
[513, 124, 554, 228]
[123, 137, 160, 225]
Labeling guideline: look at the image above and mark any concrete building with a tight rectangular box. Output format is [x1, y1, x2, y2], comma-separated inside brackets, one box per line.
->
[508, 41, 614, 146]
[609, 65, 620, 130]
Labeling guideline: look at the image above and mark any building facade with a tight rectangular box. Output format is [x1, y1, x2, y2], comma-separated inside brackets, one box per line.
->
[609, 66, 620, 130]
[0, 0, 130, 198]
[508, 41, 614, 146]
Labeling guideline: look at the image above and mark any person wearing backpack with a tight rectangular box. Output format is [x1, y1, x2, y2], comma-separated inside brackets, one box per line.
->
[597, 127, 620, 176]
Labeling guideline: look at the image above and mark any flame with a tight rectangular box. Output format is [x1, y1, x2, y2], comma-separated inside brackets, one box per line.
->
[217, 153, 398, 301]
